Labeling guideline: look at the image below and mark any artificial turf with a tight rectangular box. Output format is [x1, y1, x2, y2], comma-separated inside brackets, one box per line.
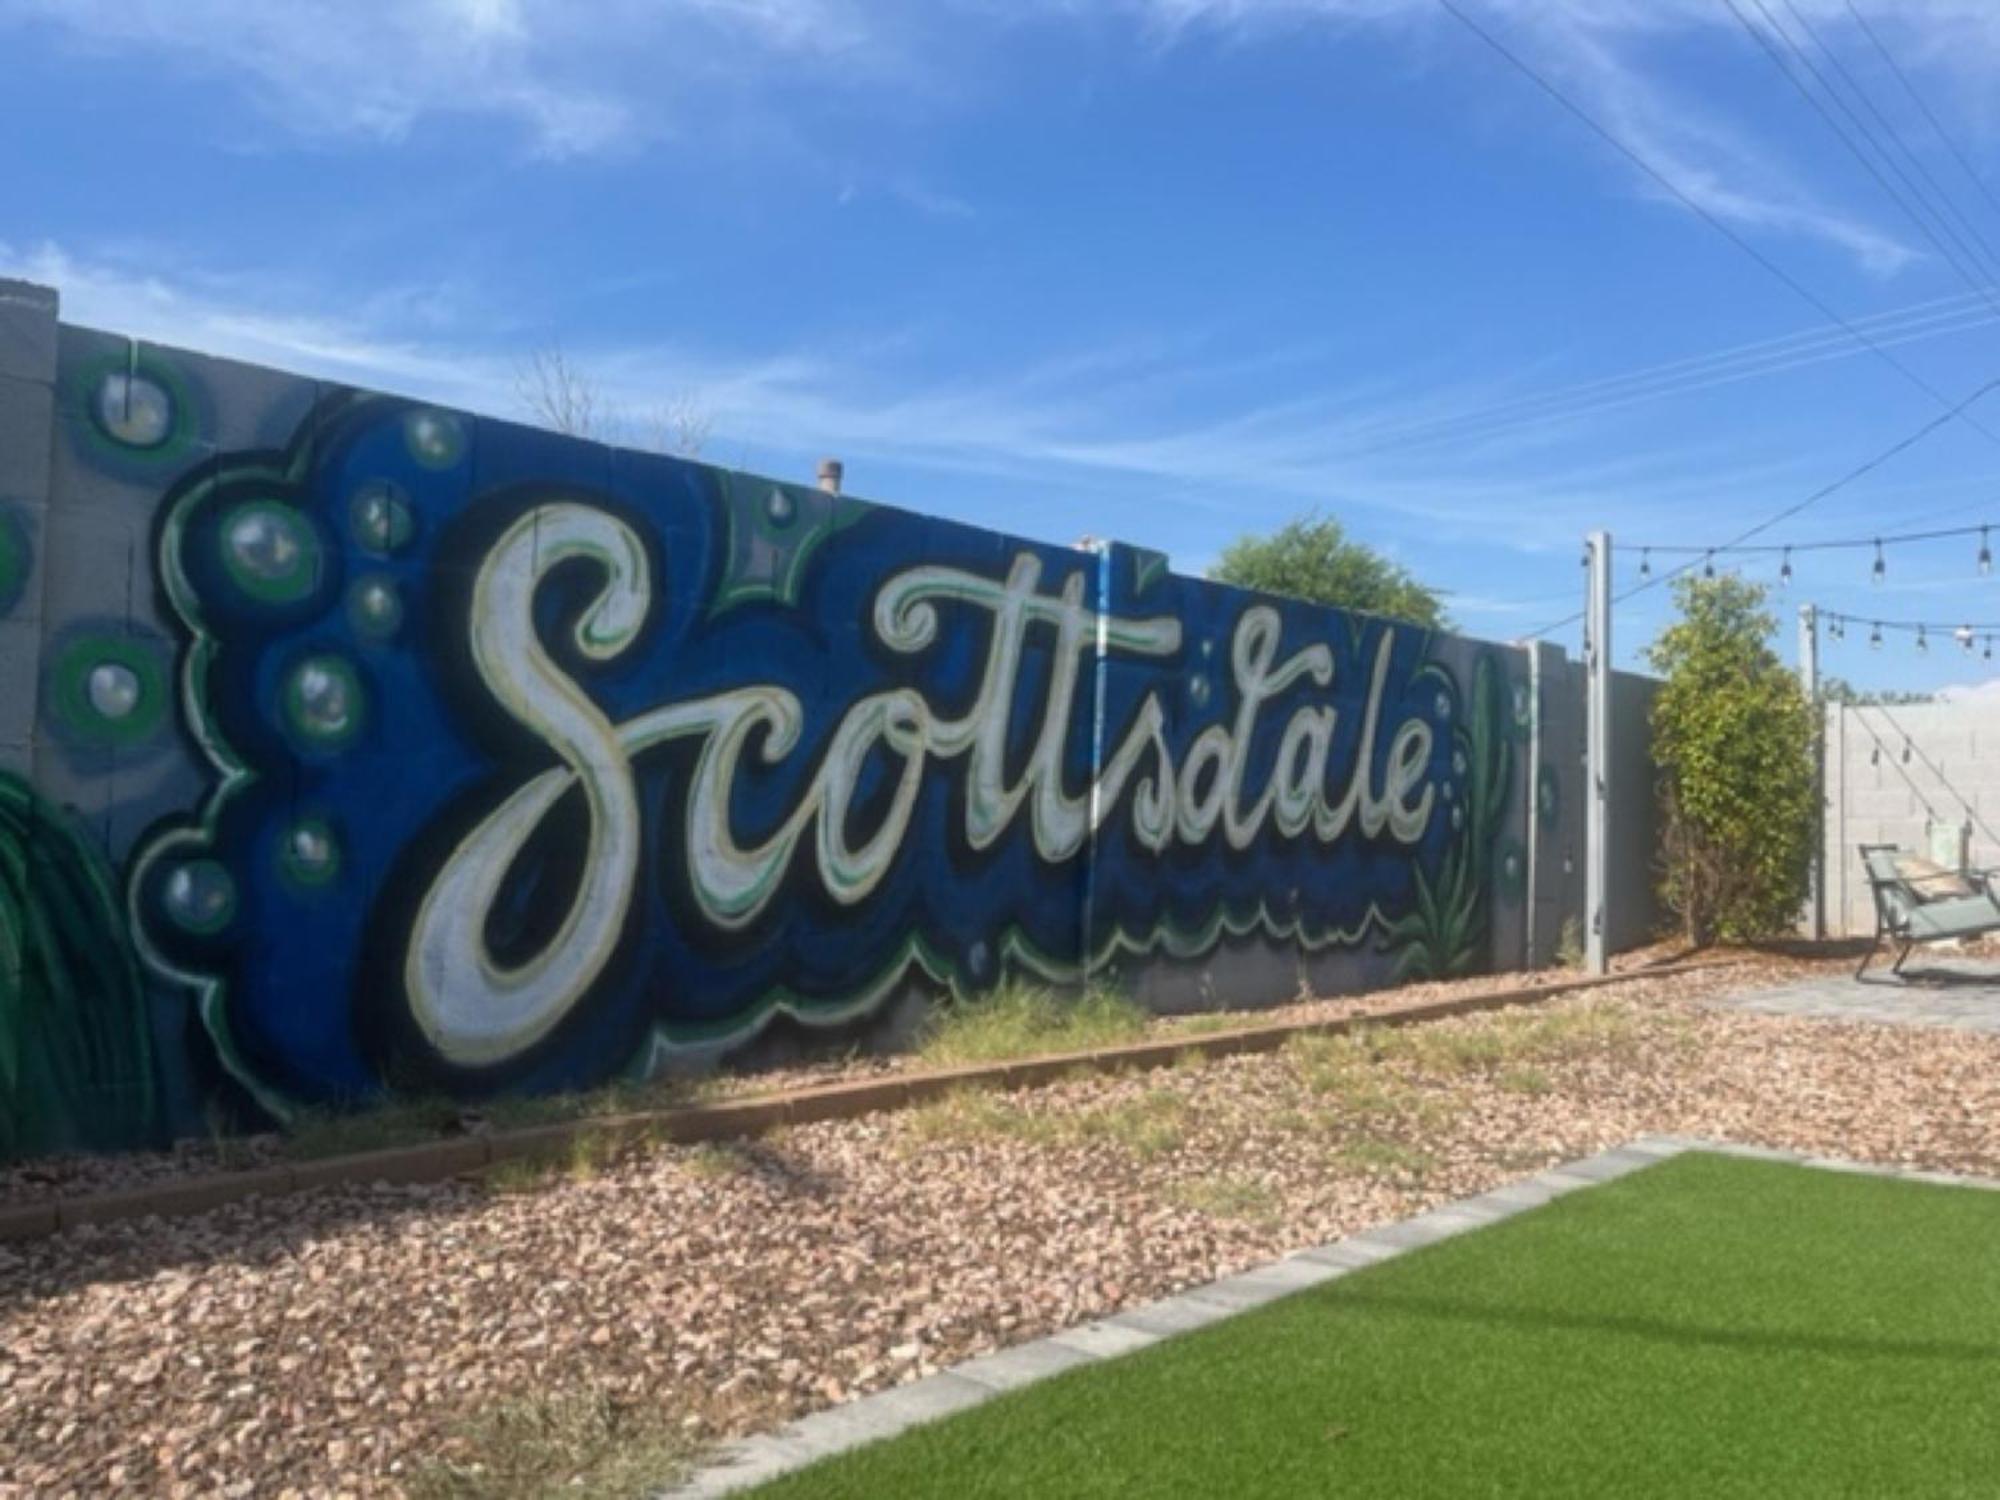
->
[749, 1153, 2000, 1498]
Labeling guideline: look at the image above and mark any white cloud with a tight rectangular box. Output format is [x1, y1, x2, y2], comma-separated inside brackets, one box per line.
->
[0, 0, 874, 156]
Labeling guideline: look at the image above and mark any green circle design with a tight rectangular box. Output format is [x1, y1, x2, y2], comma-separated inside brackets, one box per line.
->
[49, 635, 169, 747]
[349, 482, 416, 555]
[220, 501, 322, 605]
[279, 817, 343, 889]
[71, 351, 199, 464]
[282, 654, 366, 751]
[1497, 835, 1527, 904]
[346, 574, 404, 641]
[403, 409, 467, 470]
[1537, 763, 1560, 832]
[162, 858, 238, 935]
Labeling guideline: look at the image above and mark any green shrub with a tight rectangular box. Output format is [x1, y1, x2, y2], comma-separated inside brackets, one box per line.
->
[918, 981, 1148, 1066]
[1647, 576, 1816, 946]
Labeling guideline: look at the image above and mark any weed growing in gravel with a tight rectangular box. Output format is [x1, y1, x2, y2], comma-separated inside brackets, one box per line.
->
[1336, 1134, 1434, 1184]
[408, 1387, 702, 1500]
[1168, 1174, 1283, 1226]
[479, 1127, 623, 1196]
[918, 982, 1149, 1066]
[282, 1096, 466, 1161]
[682, 1142, 752, 1179]
[1288, 1034, 1418, 1119]
[901, 1085, 1187, 1160]
[1497, 1066, 1553, 1096]
[1371, 1006, 1643, 1078]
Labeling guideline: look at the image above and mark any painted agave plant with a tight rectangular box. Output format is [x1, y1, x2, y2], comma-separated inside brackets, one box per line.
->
[0, 771, 159, 1157]
[1386, 652, 1512, 980]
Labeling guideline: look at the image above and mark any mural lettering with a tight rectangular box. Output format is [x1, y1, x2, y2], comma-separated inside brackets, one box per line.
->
[0, 324, 1543, 1154]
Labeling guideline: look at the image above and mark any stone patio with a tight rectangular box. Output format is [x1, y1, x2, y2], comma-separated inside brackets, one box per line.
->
[1709, 957, 2000, 1035]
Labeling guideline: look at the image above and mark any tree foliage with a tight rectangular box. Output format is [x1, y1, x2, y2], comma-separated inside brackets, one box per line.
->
[1647, 576, 1817, 946]
[1208, 513, 1447, 628]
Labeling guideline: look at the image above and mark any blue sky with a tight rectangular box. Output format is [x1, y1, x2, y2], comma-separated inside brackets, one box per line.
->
[7, 0, 2000, 690]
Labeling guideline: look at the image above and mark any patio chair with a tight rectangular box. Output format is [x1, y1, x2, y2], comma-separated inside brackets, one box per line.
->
[1856, 843, 2000, 980]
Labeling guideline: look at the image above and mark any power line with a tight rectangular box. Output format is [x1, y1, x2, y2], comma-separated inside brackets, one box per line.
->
[1844, 1, 2000, 236]
[1723, 0, 2000, 302]
[1777, 0, 2000, 283]
[1522, 367, 2000, 639]
[1339, 291, 2000, 463]
[1430, 0, 2000, 449]
[1634, 518, 1993, 556]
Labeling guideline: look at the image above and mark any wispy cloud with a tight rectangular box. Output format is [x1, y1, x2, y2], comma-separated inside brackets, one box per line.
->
[4, 238, 1855, 561]
[0, 0, 876, 156]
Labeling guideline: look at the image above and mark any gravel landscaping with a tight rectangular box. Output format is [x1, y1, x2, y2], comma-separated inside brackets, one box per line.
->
[7, 953, 1999, 1497]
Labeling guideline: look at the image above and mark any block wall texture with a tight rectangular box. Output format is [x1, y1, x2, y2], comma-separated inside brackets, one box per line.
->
[0, 281, 1618, 1155]
[1824, 699, 2000, 936]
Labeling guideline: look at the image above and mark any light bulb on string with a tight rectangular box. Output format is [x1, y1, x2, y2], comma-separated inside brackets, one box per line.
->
[1918, 625, 1929, 652]
[1981, 526, 1993, 576]
[1639, 548, 1651, 578]
[1986, 636, 1994, 662]
[1779, 547, 1793, 588]
[1703, 550, 1715, 579]
[1961, 625, 1976, 652]
[1871, 621, 1883, 649]
[1873, 539, 1886, 584]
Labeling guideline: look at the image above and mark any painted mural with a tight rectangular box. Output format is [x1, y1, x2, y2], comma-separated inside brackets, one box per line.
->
[0, 310, 1546, 1156]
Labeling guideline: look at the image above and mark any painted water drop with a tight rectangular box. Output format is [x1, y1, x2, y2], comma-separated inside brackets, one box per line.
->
[95, 371, 174, 449]
[404, 409, 467, 469]
[85, 662, 141, 721]
[222, 503, 319, 603]
[164, 859, 237, 934]
[281, 818, 342, 887]
[284, 655, 364, 749]
[347, 574, 403, 640]
[350, 483, 415, 555]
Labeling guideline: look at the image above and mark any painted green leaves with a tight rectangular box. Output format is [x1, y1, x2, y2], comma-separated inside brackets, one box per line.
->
[0, 772, 160, 1157]
[1388, 653, 1513, 980]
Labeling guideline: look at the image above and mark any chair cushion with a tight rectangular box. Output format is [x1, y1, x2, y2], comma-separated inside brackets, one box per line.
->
[1905, 891, 2000, 939]
[1891, 853, 1977, 901]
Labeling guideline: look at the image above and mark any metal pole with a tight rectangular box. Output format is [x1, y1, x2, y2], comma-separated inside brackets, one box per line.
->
[1799, 603, 1825, 941]
[1585, 531, 1612, 976]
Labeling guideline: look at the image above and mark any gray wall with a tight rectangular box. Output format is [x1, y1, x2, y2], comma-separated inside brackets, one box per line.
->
[1822, 699, 2000, 936]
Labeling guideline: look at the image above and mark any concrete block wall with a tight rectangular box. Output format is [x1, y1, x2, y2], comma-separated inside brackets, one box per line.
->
[1824, 700, 2000, 935]
[0, 276, 1665, 1156]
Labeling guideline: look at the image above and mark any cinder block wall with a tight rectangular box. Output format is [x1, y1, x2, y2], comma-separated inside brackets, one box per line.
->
[1822, 700, 2000, 935]
[0, 275, 1668, 1155]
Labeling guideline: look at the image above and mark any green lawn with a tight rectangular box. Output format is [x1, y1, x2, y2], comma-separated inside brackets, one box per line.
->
[750, 1153, 2000, 1498]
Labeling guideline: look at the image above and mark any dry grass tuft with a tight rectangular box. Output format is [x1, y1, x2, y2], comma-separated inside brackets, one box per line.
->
[408, 1387, 702, 1500]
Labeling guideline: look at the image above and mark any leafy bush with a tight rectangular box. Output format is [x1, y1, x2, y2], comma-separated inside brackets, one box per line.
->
[1646, 576, 1816, 945]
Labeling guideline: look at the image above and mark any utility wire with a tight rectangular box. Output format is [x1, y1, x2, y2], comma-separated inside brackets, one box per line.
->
[1725, 0, 2000, 302]
[1778, 0, 2000, 284]
[1844, 1, 2000, 234]
[1635, 518, 1994, 556]
[1431, 0, 2000, 450]
[1522, 368, 2000, 640]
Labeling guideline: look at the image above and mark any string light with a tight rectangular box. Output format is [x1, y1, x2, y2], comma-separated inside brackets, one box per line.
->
[1917, 625, 1929, 651]
[1779, 547, 1793, 587]
[1873, 539, 1887, 584]
[1983, 526, 1993, 577]
[1639, 548, 1651, 578]
[1871, 621, 1883, 649]
[1961, 625, 1978, 652]
[1703, 550, 1716, 579]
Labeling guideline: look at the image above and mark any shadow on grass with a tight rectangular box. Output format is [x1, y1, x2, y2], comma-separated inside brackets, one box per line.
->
[1337, 1289, 2000, 1367]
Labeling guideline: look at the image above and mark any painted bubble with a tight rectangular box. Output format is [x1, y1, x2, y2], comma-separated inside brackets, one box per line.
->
[1434, 692, 1452, 720]
[280, 818, 342, 888]
[350, 482, 415, 555]
[1189, 675, 1212, 708]
[222, 503, 320, 604]
[283, 655, 364, 749]
[85, 662, 141, 721]
[347, 575, 403, 640]
[765, 489, 796, 526]
[404, 409, 467, 469]
[95, 371, 174, 449]
[164, 859, 237, 934]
